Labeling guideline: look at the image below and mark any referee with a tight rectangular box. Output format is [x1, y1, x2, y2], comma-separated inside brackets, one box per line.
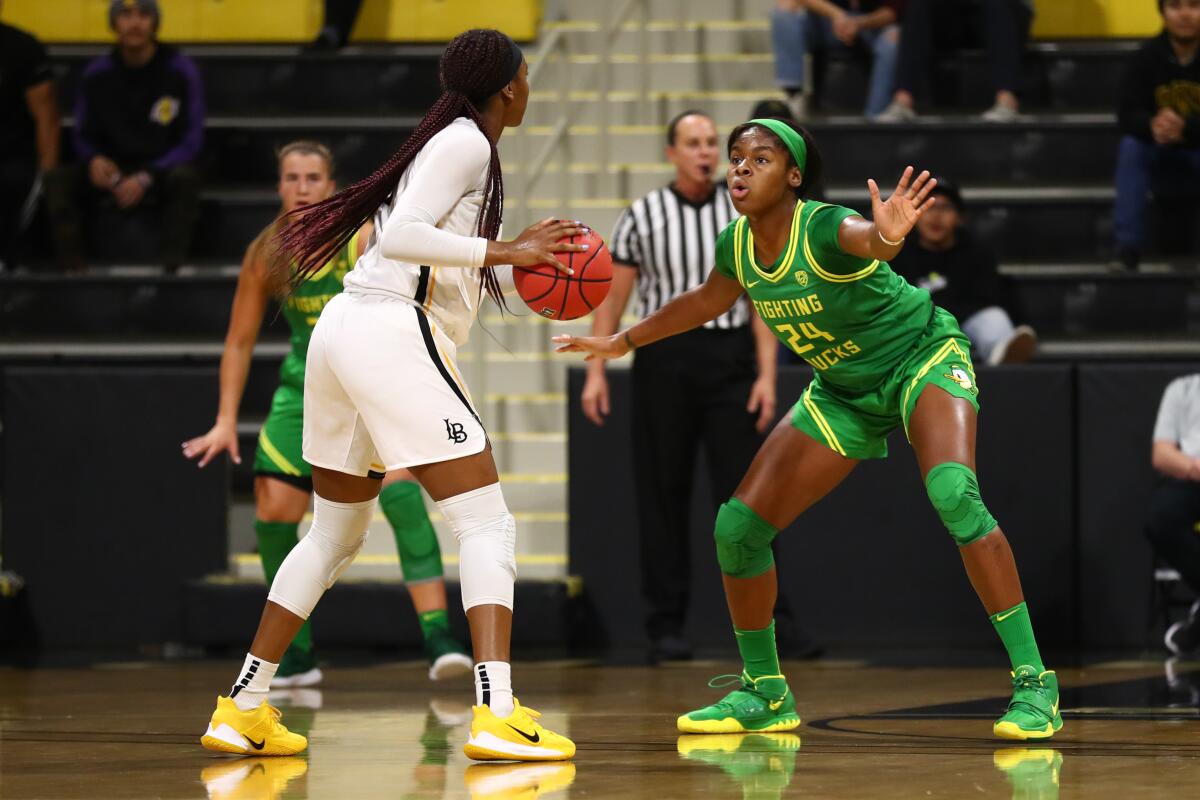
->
[581, 110, 807, 663]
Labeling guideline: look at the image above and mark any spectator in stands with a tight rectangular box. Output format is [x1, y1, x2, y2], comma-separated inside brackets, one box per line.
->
[1113, 0, 1200, 271]
[310, 0, 365, 50]
[1148, 372, 1200, 656]
[770, 0, 901, 119]
[43, 0, 204, 272]
[889, 178, 1037, 364]
[0, 5, 59, 271]
[876, 0, 1033, 123]
[580, 110, 815, 663]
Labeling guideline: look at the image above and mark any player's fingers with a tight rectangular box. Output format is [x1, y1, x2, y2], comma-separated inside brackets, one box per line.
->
[231, 441, 242, 465]
[867, 178, 881, 205]
[549, 241, 590, 253]
[912, 175, 938, 206]
[540, 252, 574, 274]
[599, 390, 610, 416]
[894, 165, 914, 196]
[197, 445, 216, 468]
[909, 170, 932, 198]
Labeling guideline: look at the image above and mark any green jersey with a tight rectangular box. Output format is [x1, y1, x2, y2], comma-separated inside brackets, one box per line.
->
[715, 201, 932, 394]
[277, 231, 359, 390]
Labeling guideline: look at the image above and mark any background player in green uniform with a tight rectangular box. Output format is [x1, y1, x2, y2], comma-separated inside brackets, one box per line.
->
[183, 141, 471, 685]
[555, 118, 1061, 741]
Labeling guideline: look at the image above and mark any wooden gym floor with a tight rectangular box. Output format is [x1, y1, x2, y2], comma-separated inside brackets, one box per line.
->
[1, 659, 1198, 798]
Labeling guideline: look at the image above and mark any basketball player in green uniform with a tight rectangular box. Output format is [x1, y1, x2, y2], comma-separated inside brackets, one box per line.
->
[555, 118, 1061, 741]
[183, 141, 471, 685]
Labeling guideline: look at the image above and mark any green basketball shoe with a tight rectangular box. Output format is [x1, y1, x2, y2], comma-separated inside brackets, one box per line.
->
[677, 673, 801, 734]
[994, 666, 1063, 740]
[271, 645, 322, 689]
[424, 627, 473, 682]
[678, 732, 801, 800]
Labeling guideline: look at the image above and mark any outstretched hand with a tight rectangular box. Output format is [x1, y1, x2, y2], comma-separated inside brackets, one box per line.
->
[866, 167, 938, 244]
[552, 333, 629, 362]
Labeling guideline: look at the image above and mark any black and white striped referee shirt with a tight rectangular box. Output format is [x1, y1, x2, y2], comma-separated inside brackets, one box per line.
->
[609, 182, 749, 330]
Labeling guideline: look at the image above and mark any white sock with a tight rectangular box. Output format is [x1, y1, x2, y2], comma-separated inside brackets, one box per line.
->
[475, 661, 514, 717]
[229, 653, 278, 711]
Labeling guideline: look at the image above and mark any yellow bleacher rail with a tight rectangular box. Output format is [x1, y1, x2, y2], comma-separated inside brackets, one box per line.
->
[1, 0, 540, 43]
[1031, 0, 1160, 38]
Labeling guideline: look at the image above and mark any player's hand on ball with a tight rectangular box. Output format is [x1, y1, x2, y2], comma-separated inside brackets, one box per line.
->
[506, 218, 591, 273]
[553, 332, 629, 361]
[867, 166, 937, 244]
[182, 420, 241, 467]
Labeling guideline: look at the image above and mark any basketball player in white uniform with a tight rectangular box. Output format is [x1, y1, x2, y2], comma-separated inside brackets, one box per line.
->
[200, 28, 586, 762]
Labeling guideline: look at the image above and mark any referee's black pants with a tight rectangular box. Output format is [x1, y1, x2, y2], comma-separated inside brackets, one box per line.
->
[1146, 478, 1200, 597]
[632, 327, 796, 644]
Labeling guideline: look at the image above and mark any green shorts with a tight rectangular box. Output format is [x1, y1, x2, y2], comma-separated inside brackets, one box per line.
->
[254, 383, 312, 485]
[791, 307, 980, 460]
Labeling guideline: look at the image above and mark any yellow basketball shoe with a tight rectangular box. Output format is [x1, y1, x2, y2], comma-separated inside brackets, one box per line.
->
[463, 699, 575, 762]
[464, 762, 577, 800]
[200, 756, 308, 800]
[201, 696, 308, 756]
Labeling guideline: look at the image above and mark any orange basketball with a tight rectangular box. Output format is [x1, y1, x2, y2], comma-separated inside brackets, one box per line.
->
[513, 229, 612, 321]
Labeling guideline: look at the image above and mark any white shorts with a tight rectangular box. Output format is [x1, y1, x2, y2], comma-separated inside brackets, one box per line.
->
[302, 292, 487, 476]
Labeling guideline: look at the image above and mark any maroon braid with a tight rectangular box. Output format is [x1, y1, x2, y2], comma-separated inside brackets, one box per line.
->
[275, 29, 515, 306]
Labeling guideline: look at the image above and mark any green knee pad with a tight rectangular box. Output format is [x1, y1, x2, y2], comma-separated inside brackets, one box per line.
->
[714, 498, 778, 578]
[925, 462, 998, 546]
[380, 481, 444, 583]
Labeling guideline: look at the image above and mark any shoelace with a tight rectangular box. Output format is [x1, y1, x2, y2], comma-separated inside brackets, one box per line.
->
[1007, 675, 1049, 717]
[704, 674, 777, 711]
[265, 704, 288, 732]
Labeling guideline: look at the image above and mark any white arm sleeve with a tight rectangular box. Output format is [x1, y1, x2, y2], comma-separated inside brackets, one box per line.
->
[378, 123, 492, 268]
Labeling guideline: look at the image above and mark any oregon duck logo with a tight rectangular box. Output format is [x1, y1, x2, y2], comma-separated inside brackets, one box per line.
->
[150, 96, 180, 125]
[795, 269, 809, 287]
[944, 366, 975, 392]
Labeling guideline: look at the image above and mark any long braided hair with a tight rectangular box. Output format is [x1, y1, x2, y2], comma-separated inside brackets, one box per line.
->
[275, 29, 520, 306]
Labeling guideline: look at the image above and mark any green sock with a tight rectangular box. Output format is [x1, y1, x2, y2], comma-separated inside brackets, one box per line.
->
[418, 608, 451, 642]
[735, 620, 782, 681]
[380, 481, 444, 583]
[255, 519, 313, 654]
[990, 601, 1045, 673]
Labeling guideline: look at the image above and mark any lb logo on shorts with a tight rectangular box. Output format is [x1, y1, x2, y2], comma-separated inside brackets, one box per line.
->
[944, 365, 976, 393]
[795, 269, 810, 287]
[444, 419, 468, 444]
[149, 96, 180, 126]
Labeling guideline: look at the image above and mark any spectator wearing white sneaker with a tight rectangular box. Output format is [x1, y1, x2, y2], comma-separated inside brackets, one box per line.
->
[888, 178, 1036, 365]
[1148, 373, 1200, 657]
[875, 0, 1034, 123]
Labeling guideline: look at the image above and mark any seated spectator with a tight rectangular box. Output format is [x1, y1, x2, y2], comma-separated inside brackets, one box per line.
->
[770, 0, 901, 119]
[44, 0, 204, 272]
[1148, 373, 1200, 656]
[1113, 0, 1200, 271]
[876, 0, 1033, 122]
[889, 178, 1036, 364]
[0, 6, 59, 271]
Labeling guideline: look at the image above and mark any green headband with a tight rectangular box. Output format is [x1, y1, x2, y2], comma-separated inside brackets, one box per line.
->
[747, 118, 807, 172]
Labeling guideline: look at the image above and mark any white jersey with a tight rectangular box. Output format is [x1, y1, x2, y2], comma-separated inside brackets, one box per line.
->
[343, 116, 496, 347]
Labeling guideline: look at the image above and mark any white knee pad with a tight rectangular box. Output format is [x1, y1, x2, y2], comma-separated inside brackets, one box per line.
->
[438, 483, 516, 611]
[267, 495, 374, 619]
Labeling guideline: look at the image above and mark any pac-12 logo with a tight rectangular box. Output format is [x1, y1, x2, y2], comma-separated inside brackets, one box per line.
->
[444, 419, 468, 443]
